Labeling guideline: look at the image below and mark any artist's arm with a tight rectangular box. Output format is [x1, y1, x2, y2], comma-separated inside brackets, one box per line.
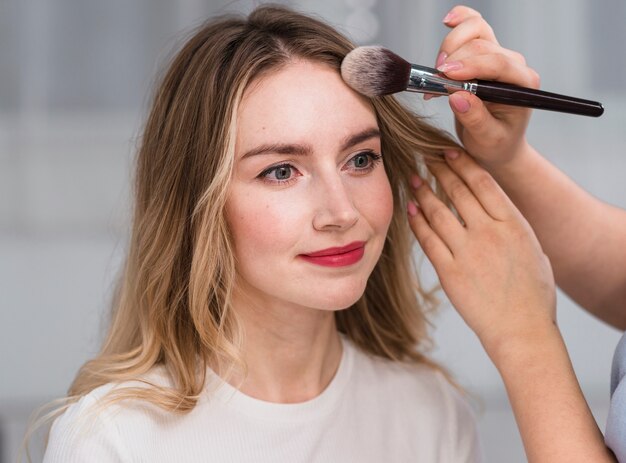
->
[408, 151, 615, 462]
[436, 5, 626, 329]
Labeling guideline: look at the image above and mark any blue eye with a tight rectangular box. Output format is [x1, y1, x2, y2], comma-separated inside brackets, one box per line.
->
[353, 153, 371, 168]
[347, 151, 382, 172]
[259, 163, 298, 184]
[272, 165, 292, 180]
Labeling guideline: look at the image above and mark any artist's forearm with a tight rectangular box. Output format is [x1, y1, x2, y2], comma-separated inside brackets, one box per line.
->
[489, 324, 615, 462]
[486, 144, 626, 328]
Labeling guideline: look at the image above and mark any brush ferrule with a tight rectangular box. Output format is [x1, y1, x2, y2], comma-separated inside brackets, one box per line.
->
[407, 65, 474, 95]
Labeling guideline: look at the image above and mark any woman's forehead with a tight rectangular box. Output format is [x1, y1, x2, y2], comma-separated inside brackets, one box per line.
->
[235, 60, 377, 154]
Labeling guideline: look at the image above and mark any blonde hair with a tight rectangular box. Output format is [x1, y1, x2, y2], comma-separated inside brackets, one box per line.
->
[28, 6, 462, 455]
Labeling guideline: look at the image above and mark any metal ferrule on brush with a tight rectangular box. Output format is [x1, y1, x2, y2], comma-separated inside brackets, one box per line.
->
[407, 65, 477, 95]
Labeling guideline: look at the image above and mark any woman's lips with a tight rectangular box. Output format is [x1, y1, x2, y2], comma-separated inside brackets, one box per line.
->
[299, 241, 366, 267]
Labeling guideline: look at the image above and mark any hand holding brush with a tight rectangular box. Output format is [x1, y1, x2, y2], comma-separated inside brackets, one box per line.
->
[342, 42, 603, 117]
[342, 45, 603, 117]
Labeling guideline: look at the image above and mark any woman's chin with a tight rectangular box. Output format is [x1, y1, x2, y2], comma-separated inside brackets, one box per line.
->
[311, 286, 366, 312]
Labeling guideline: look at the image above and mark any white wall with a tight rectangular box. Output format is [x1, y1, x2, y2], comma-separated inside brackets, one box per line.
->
[1, 1, 625, 462]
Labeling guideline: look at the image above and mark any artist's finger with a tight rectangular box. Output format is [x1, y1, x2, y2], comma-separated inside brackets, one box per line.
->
[439, 16, 498, 63]
[443, 150, 518, 221]
[442, 5, 483, 28]
[445, 39, 527, 67]
[407, 201, 454, 268]
[447, 91, 515, 139]
[411, 174, 466, 252]
[427, 158, 489, 227]
[438, 53, 541, 89]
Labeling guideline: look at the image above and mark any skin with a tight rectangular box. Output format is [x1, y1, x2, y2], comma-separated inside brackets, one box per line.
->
[407, 5, 618, 461]
[225, 59, 393, 404]
[439, 6, 626, 329]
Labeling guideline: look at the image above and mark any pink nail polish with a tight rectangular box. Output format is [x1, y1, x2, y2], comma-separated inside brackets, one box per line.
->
[444, 150, 460, 160]
[450, 94, 470, 113]
[407, 201, 418, 217]
[411, 175, 422, 189]
[442, 11, 456, 24]
[436, 51, 448, 69]
[437, 61, 463, 73]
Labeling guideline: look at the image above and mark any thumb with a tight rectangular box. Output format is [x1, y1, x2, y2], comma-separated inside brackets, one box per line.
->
[449, 92, 500, 143]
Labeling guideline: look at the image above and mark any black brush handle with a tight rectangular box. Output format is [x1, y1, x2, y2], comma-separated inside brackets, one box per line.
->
[474, 80, 604, 117]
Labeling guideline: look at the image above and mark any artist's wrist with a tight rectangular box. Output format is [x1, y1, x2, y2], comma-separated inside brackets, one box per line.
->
[480, 317, 563, 371]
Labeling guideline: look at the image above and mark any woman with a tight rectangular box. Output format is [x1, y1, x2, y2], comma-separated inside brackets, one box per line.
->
[42, 5, 482, 462]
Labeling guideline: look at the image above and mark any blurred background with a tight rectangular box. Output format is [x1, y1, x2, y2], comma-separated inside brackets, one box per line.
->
[1, 0, 624, 461]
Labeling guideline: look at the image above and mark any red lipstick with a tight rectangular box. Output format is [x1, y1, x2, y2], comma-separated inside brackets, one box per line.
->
[300, 241, 365, 267]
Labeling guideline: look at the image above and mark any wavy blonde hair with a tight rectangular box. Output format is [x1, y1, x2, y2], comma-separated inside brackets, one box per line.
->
[29, 6, 463, 454]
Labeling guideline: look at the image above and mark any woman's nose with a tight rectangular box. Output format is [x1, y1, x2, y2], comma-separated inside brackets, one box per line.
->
[311, 175, 359, 231]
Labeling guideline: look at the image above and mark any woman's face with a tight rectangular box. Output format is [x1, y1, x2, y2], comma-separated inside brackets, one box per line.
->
[226, 59, 393, 312]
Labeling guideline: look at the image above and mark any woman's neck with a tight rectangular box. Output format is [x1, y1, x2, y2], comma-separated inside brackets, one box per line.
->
[227, 291, 343, 404]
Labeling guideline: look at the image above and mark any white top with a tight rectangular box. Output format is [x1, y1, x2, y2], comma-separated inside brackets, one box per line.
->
[45, 337, 483, 462]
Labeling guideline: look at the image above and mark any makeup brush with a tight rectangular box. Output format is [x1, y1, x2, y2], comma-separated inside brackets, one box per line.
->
[341, 46, 604, 117]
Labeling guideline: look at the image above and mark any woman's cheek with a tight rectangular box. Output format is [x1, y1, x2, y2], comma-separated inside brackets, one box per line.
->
[354, 173, 393, 231]
[237, 191, 305, 250]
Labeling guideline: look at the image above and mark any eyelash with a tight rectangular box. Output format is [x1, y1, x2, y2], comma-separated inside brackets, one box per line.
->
[258, 151, 383, 185]
[347, 151, 382, 174]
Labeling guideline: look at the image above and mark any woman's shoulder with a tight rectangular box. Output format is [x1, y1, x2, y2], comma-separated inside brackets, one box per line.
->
[44, 366, 172, 462]
[60, 364, 172, 413]
[345, 338, 483, 461]
[44, 384, 129, 462]
[345, 337, 476, 420]
[346, 338, 452, 396]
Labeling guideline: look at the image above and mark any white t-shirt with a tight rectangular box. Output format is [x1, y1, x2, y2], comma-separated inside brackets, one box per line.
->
[45, 337, 482, 462]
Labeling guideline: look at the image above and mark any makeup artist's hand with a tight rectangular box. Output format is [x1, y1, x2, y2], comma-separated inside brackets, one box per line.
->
[435, 5, 539, 169]
[407, 150, 556, 358]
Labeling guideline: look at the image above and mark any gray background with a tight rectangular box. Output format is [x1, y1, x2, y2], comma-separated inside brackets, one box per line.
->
[1, 0, 625, 461]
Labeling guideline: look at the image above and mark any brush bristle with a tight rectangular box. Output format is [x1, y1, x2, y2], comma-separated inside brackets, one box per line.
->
[341, 46, 412, 97]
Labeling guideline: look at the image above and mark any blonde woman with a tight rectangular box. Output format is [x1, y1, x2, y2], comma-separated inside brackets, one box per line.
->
[42, 6, 484, 462]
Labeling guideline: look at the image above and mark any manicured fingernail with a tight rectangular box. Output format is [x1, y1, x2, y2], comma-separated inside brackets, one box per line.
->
[437, 61, 463, 73]
[445, 149, 460, 160]
[436, 51, 448, 68]
[411, 175, 422, 189]
[442, 11, 456, 24]
[449, 93, 470, 113]
[407, 201, 418, 217]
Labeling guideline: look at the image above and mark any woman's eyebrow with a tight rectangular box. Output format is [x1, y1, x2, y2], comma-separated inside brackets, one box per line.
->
[241, 143, 312, 159]
[240, 127, 381, 160]
[340, 127, 381, 151]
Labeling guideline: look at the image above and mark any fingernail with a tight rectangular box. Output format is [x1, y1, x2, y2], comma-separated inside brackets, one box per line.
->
[449, 93, 470, 113]
[436, 51, 448, 69]
[442, 11, 456, 24]
[444, 149, 460, 160]
[411, 175, 422, 189]
[407, 201, 418, 217]
[437, 61, 463, 73]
